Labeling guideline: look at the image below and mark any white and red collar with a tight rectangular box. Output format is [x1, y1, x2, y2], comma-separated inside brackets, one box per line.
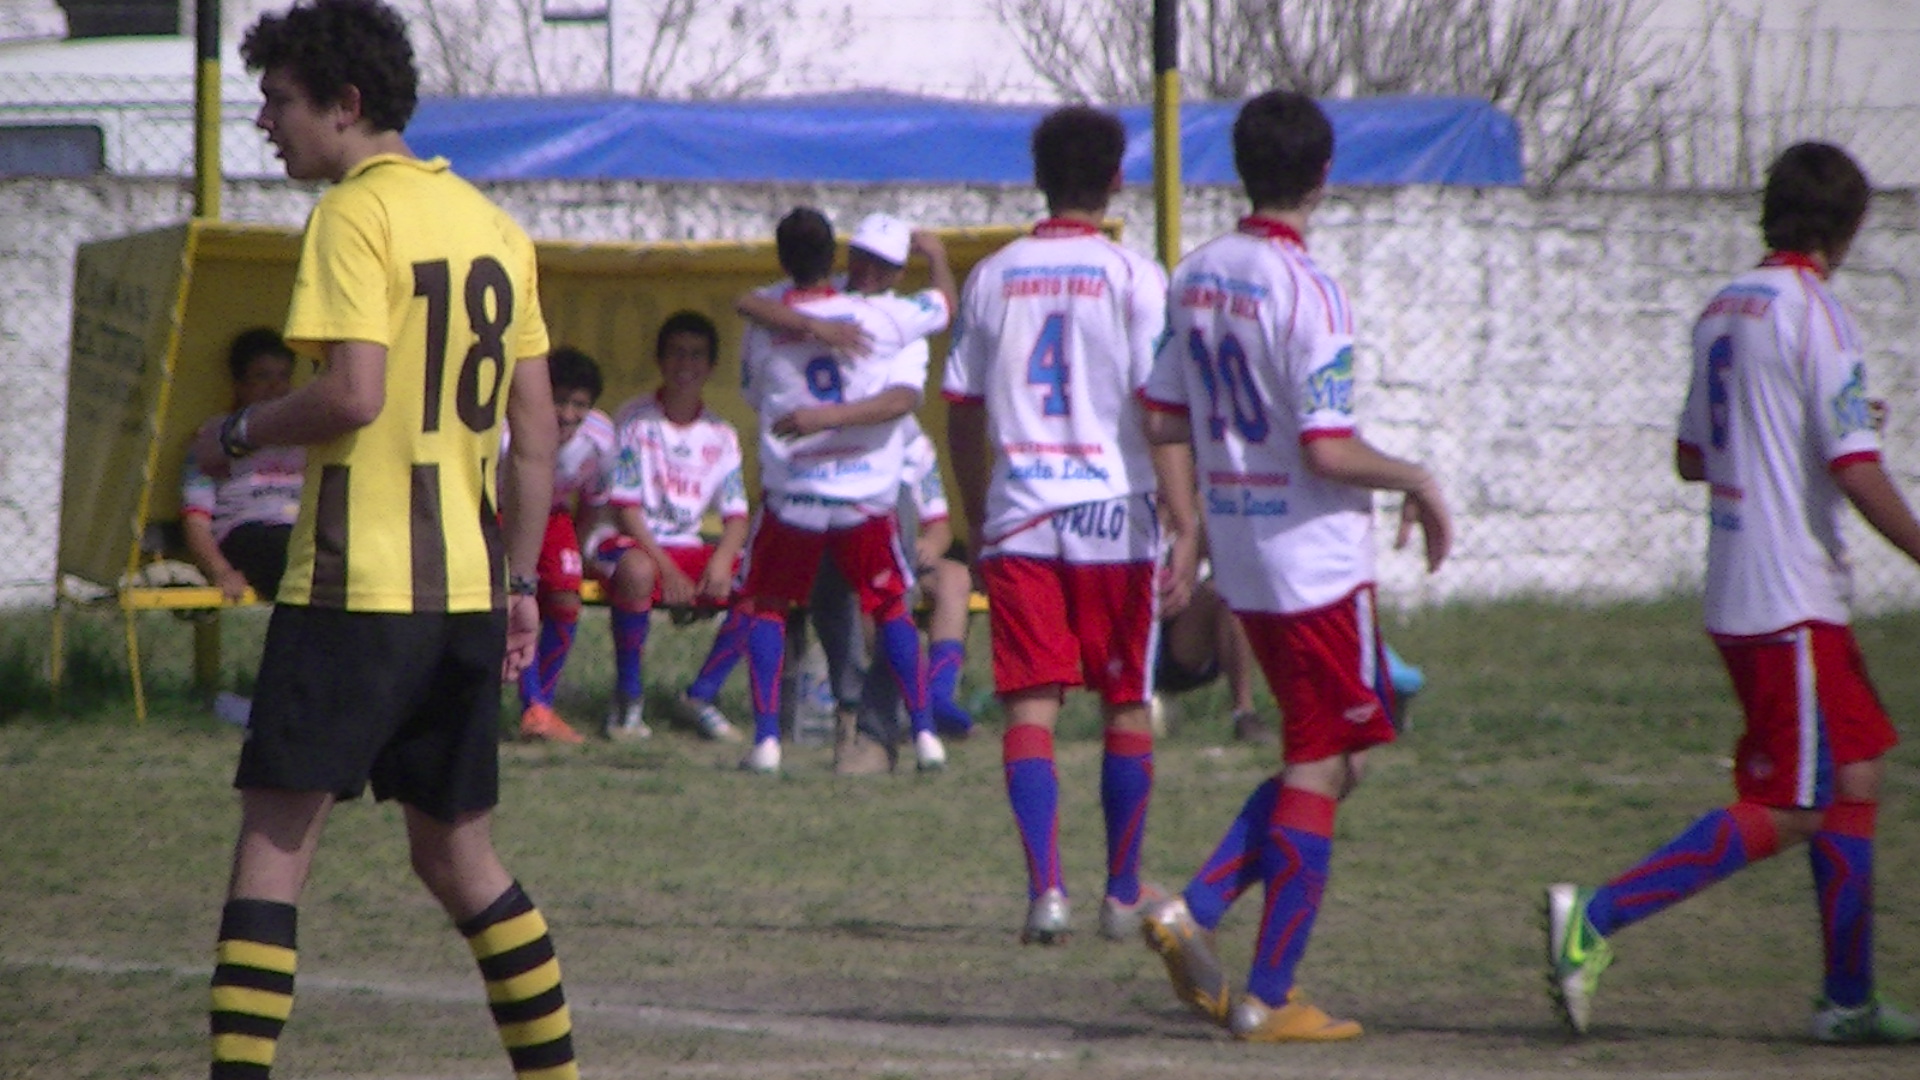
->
[1033, 217, 1103, 239]
[1759, 251, 1827, 279]
[1238, 215, 1305, 247]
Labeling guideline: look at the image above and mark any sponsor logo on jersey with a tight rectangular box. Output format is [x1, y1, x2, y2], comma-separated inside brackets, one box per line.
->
[1308, 346, 1355, 415]
[1832, 362, 1873, 436]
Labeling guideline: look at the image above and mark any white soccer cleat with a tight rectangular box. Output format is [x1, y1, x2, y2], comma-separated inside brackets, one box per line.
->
[603, 698, 651, 741]
[913, 730, 947, 772]
[1021, 888, 1071, 945]
[679, 693, 742, 742]
[739, 736, 781, 774]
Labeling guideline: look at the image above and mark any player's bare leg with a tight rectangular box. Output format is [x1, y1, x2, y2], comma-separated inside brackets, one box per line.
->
[406, 806, 580, 1077]
[211, 790, 331, 1078]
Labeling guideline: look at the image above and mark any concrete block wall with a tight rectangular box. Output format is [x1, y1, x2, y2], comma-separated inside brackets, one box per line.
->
[5, 176, 1917, 610]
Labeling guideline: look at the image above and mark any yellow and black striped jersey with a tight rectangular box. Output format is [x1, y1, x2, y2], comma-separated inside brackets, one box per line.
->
[277, 154, 549, 613]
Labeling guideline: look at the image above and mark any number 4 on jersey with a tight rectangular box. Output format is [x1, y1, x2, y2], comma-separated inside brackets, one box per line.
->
[1027, 313, 1069, 416]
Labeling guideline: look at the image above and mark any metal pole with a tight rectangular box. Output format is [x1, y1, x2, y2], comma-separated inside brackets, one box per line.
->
[194, 0, 221, 219]
[1152, 0, 1180, 266]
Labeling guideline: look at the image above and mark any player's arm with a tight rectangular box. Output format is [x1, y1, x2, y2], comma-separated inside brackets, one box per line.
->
[699, 514, 749, 601]
[1836, 459, 1920, 567]
[613, 503, 696, 604]
[501, 355, 558, 678]
[1144, 406, 1201, 615]
[180, 512, 251, 602]
[1302, 435, 1453, 571]
[736, 291, 871, 356]
[947, 398, 990, 552]
[911, 230, 959, 316]
[773, 385, 918, 438]
[193, 341, 386, 472]
[1675, 441, 1706, 482]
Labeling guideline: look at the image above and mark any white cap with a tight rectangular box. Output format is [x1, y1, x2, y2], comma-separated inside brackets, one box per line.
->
[848, 213, 912, 266]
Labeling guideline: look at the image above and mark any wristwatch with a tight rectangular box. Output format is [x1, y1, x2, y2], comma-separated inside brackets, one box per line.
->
[218, 407, 256, 459]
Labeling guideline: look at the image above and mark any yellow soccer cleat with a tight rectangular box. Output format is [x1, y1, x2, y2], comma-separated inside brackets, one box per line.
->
[1228, 988, 1363, 1042]
[1140, 896, 1231, 1025]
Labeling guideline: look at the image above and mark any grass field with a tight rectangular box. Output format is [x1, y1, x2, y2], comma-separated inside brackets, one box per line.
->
[3, 598, 1919, 1079]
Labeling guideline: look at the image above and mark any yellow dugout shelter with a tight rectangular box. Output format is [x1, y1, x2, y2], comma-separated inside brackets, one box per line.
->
[54, 217, 1059, 718]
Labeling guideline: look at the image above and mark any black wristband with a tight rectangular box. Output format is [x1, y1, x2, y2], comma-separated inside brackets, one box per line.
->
[507, 574, 538, 596]
[219, 407, 256, 459]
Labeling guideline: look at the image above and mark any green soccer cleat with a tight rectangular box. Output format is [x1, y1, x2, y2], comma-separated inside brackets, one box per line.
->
[1812, 996, 1920, 1044]
[1545, 882, 1613, 1035]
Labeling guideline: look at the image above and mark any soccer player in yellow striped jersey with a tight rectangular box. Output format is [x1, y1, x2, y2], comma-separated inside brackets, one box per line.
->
[192, 3, 579, 1077]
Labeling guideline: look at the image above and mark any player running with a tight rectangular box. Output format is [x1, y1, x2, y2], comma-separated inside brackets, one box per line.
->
[1545, 142, 1920, 1044]
[944, 105, 1192, 945]
[1136, 90, 1451, 1041]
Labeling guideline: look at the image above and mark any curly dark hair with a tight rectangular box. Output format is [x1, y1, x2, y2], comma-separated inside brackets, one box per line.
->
[226, 326, 293, 383]
[241, 0, 418, 134]
[775, 207, 836, 287]
[547, 345, 603, 402]
[1234, 91, 1334, 211]
[655, 310, 719, 366]
[1762, 143, 1870, 257]
[1031, 106, 1126, 214]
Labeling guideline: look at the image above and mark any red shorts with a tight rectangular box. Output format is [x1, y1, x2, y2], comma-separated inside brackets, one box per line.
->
[1239, 585, 1397, 765]
[980, 554, 1157, 706]
[1715, 621, 1896, 809]
[588, 536, 737, 608]
[536, 510, 583, 595]
[738, 509, 911, 616]
[653, 543, 736, 607]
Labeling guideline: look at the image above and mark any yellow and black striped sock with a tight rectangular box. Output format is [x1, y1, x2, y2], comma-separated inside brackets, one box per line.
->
[460, 881, 578, 1080]
[209, 898, 297, 1080]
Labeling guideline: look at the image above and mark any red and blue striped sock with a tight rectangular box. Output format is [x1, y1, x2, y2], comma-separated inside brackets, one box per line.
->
[519, 604, 577, 708]
[1181, 777, 1279, 931]
[745, 611, 787, 743]
[1245, 786, 1335, 1007]
[876, 614, 932, 736]
[927, 639, 972, 734]
[1004, 724, 1062, 899]
[686, 609, 750, 702]
[609, 605, 651, 704]
[1587, 803, 1780, 937]
[1811, 800, 1876, 1007]
[1100, 728, 1154, 904]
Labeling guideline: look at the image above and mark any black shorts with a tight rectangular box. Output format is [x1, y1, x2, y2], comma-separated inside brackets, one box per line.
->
[236, 604, 507, 822]
[220, 523, 293, 600]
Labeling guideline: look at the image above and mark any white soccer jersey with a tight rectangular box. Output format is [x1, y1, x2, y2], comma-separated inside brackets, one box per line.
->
[743, 282, 948, 506]
[499, 408, 614, 513]
[604, 393, 750, 549]
[1142, 217, 1375, 615]
[902, 421, 949, 524]
[1676, 254, 1881, 636]
[553, 409, 615, 513]
[942, 219, 1167, 543]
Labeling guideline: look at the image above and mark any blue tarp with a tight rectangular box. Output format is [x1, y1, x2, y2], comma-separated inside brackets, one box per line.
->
[408, 93, 1522, 187]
